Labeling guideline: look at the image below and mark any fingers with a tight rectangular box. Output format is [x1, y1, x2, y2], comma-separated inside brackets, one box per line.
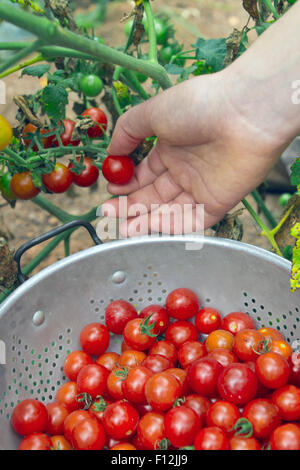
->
[107, 97, 157, 156]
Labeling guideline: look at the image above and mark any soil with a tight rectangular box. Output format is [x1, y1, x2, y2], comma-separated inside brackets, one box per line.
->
[0, 0, 285, 280]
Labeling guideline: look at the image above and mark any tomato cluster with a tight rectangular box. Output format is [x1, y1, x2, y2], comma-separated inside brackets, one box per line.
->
[10, 288, 300, 450]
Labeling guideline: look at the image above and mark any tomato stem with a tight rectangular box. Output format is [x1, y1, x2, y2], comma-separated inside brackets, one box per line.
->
[232, 417, 253, 438]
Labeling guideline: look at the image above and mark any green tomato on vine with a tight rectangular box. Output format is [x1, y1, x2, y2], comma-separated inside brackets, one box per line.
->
[79, 74, 104, 98]
[0, 172, 17, 201]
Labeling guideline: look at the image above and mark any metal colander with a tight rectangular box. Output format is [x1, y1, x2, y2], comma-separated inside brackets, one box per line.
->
[0, 221, 299, 450]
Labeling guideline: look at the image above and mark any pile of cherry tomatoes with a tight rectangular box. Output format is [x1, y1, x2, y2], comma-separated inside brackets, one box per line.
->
[0, 110, 135, 202]
[10, 287, 300, 450]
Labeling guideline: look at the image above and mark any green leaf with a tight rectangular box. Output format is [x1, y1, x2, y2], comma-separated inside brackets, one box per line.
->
[40, 84, 68, 122]
[255, 23, 272, 36]
[165, 63, 184, 75]
[193, 37, 227, 72]
[290, 221, 300, 292]
[21, 64, 50, 78]
[290, 158, 300, 186]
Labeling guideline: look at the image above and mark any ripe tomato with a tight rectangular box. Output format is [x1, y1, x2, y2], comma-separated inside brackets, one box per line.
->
[245, 360, 271, 398]
[81, 107, 107, 138]
[272, 385, 300, 421]
[194, 426, 229, 450]
[102, 400, 139, 440]
[11, 399, 48, 436]
[22, 123, 53, 150]
[258, 327, 285, 341]
[178, 340, 207, 369]
[80, 323, 110, 356]
[165, 288, 199, 320]
[122, 366, 153, 404]
[149, 340, 177, 364]
[77, 363, 109, 399]
[123, 317, 157, 351]
[141, 354, 173, 374]
[205, 329, 234, 353]
[164, 405, 201, 448]
[229, 435, 261, 450]
[72, 417, 106, 450]
[56, 381, 82, 412]
[79, 74, 103, 97]
[137, 411, 166, 450]
[221, 312, 255, 335]
[50, 435, 72, 450]
[255, 352, 290, 389]
[102, 155, 134, 185]
[165, 321, 198, 349]
[0, 116, 13, 150]
[206, 400, 240, 434]
[111, 442, 137, 450]
[217, 363, 258, 406]
[233, 329, 264, 362]
[270, 423, 300, 450]
[68, 156, 99, 187]
[119, 349, 147, 368]
[187, 357, 223, 397]
[184, 394, 210, 425]
[18, 433, 52, 450]
[166, 368, 190, 396]
[10, 171, 40, 200]
[105, 300, 138, 335]
[63, 409, 91, 442]
[195, 307, 221, 334]
[107, 366, 126, 401]
[42, 163, 73, 193]
[52, 119, 80, 147]
[64, 350, 93, 381]
[96, 351, 120, 372]
[270, 339, 292, 360]
[242, 399, 281, 439]
[139, 304, 169, 335]
[207, 348, 238, 368]
[145, 372, 181, 411]
[46, 402, 69, 436]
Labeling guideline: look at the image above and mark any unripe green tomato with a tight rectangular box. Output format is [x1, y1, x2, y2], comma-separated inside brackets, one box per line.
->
[279, 193, 292, 207]
[159, 45, 186, 66]
[136, 72, 148, 83]
[283, 245, 293, 261]
[145, 17, 168, 45]
[79, 74, 103, 97]
[0, 172, 17, 201]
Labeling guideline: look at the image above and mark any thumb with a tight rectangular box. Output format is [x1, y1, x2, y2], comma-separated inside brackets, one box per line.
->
[107, 96, 156, 155]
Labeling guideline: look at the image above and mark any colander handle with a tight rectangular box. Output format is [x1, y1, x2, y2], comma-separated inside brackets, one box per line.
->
[14, 219, 102, 284]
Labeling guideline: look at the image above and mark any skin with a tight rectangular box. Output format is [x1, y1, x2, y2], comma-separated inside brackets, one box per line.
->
[102, 3, 300, 236]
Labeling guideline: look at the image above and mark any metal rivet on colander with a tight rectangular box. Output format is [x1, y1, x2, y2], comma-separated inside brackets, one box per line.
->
[111, 270, 127, 284]
[32, 311, 45, 326]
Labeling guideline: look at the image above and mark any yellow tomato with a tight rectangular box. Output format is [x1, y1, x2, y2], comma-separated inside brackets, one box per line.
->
[0, 116, 13, 150]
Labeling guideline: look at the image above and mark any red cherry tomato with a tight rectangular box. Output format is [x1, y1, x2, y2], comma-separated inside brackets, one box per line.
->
[141, 354, 173, 374]
[102, 155, 134, 185]
[178, 340, 207, 369]
[52, 119, 80, 147]
[81, 107, 107, 138]
[271, 385, 300, 421]
[72, 417, 106, 450]
[270, 423, 300, 450]
[233, 329, 265, 362]
[217, 363, 258, 406]
[165, 288, 199, 320]
[42, 163, 73, 193]
[242, 398, 281, 439]
[229, 435, 261, 450]
[63, 410, 92, 443]
[206, 400, 240, 434]
[122, 366, 153, 404]
[77, 363, 109, 399]
[68, 157, 99, 187]
[50, 435, 72, 450]
[195, 307, 221, 334]
[10, 171, 40, 200]
[137, 411, 166, 450]
[145, 372, 181, 412]
[139, 304, 169, 335]
[22, 123, 53, 150]
[187, 357, 223, 397]
[111, 442, 137, 450]
[105, 300, 138, 335]
[258, 327, 285, 341]
[149, 340, 177, 364]
[205, 329, 234, 353]
[107, 367, 126, 401]
[46, 402, 69, 436]
[11, 399, 48, 436]
[165, 320, 198, 349]
[123, 317, 157, 351]
[56, 381, 82, 413]
[79, 323, 110, 356]
[118, 349, 146, 368]
[184, 394, 210, 425]
[207, 348, 238, 368]
[255, 352, 290, 389]
[194, 426, 229, 450]
[165, 405, 201, 448]
[166, 368, 190, 396]
[221, 312, 256, 335]
[96, 352, 120, 372]
[64, 350, 93, 382]
[18, 433, 52, 450]
[102, 400, 139, 440]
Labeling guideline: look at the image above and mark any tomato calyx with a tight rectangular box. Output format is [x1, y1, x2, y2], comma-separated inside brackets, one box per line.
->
[113, 366, 129, 380]
[91, 396, 109, 413]
[154, 438, 170, 450]
[76, 392, 94, 410]
[172, 397, 186, 408]
[231, 418, 253, 438]
[140, 314, 158, 338]
[252, 337, 273, 355]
